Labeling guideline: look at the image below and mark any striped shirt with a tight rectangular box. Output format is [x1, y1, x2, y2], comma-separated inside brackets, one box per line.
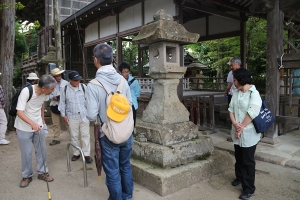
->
[0, 85, 5, 109]
[59, 83, 88, 122]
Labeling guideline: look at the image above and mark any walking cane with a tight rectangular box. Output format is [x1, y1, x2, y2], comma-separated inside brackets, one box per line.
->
[38, 129, 52, 200]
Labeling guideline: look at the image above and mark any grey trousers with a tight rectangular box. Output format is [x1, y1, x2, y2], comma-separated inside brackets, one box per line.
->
[16, 129, 49, 178]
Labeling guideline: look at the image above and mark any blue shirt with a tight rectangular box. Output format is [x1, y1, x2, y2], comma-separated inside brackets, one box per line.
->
[127, 75, 141, 110]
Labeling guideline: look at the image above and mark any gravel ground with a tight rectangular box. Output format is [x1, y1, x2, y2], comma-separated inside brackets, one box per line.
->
[1, 125, 300, 200]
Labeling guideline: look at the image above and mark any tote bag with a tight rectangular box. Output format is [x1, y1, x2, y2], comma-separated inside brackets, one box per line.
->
[251, 92, 275, 133]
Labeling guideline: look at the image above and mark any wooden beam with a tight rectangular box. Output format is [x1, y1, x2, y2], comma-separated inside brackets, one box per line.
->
[210, 0, 251, 12]
[182, 2, 241, 21]
[198, 31, 240, 42]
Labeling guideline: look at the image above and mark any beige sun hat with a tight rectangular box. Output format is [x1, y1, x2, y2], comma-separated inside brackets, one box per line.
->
[27, 73, 39, 80]
[51, 68, 65, 76]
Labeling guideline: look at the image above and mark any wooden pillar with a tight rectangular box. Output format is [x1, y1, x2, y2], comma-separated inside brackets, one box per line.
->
[138, 45, 142, 78]
[240, 12, 247, 68]
[260, 0, 282, 146]
[116, 36, 122, 71]
[53, 0, 63, 67]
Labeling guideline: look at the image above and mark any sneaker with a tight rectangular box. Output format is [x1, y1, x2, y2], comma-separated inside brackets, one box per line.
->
[20, 177, 32, 188]
[0, 139, 10, 145]
[49, 140, 60, 146]
[239, 191, 255, 200]
[232, 178, 241, 186]
[85, 156, 93, 163]
[38, 173, 54, 182]
[71, 155, 80, 161]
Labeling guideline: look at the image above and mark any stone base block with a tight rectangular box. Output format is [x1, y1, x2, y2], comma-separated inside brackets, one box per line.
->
[131, 150, 232, 196]
[135, 120, 198, 145]
[132, 136, 214, 168]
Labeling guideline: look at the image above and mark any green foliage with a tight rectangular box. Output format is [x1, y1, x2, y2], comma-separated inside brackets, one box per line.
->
[185, 17, 268, 91]
[28, 24, 39, 54]
[13, 68, 22, 88]
[14, 21, 28, 64]
[122, 36, 138, 76]
[0, 2, 24, 11]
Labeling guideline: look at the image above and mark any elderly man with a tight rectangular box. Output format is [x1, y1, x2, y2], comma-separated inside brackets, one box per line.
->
[49, 68, 68, 146]
[59, 71, 92, 163]
[15, 74, 56, 188]
[86, 43, 133, 200]
[224, 57, 242, 106]
[25, 72, 39, 87]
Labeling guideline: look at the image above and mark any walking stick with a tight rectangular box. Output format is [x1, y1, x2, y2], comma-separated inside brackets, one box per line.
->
[38, 129, 52, 200]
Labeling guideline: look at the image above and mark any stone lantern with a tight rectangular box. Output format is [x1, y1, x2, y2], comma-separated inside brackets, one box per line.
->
[131, 10, 231, 196]
[133, 9, 200, 145]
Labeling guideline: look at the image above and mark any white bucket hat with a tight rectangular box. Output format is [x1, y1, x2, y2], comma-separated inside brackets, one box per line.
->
[27, 73, 39, 80]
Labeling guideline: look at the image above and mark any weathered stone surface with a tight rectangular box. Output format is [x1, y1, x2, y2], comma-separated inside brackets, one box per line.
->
[135, 120, 198, 145]
[132, 136, 214, 168]
[142, 79, 189, 124]
[131, 150, 232, 196]
[132, 9, 199, 45]
[147, 42, 187, 79]
[38, 45, 58, 65]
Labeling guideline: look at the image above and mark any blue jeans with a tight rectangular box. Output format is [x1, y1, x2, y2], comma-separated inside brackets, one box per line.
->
[100, 135, 133, 200]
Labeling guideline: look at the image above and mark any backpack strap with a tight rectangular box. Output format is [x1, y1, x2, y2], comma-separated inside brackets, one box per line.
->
[116, 78, 125, 93]
[128, 78, 136, 86]
[64, 85, 67, 96]
[89, 79, 111, 95]
[27, 85, 33, 102]
[81, 83, 85, 94]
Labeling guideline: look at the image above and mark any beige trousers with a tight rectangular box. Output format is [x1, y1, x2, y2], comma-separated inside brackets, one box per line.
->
[51, 112, 61, 140]
[68, 114, 90, 156]
[0, 109, 7, 140]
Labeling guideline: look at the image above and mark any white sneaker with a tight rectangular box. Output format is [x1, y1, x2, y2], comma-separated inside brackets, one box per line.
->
[0, 139, 10, 145]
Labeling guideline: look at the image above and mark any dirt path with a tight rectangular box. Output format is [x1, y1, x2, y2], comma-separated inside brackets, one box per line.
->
[1, 125, 300, 200]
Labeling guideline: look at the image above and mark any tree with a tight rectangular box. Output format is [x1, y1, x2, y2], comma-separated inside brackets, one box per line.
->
[0, 1, 25, 130]
[14, 20, 28, 64]
[0, 0, 16, 117]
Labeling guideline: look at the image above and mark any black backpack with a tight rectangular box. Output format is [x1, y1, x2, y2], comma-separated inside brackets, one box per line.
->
[9, 86, 33, 117]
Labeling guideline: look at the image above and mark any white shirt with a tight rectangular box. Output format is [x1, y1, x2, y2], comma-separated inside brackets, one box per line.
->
[227, 71, 237, 95]
[50, 79, 68, 106]
[14, 85, 49, 132]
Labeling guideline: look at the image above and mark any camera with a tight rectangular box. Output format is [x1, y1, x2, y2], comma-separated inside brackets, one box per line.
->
[56, 95, 60, 100]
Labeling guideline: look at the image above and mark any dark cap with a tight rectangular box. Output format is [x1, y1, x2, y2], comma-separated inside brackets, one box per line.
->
[68, 71, 82, 81]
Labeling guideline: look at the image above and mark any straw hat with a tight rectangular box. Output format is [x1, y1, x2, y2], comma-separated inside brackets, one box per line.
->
[27, 73, 39, 80]
[51, 68, 65, 76]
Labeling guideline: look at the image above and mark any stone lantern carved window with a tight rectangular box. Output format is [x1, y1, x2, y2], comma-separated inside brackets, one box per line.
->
[166, 46, 176, 63]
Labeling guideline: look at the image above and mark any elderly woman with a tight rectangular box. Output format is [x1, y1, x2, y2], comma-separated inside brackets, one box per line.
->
[228, 68, 262, 200]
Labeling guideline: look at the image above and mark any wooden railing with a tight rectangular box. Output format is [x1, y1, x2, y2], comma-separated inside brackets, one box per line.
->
[182, 94, 216, 131]
[22, 54, 38, 67]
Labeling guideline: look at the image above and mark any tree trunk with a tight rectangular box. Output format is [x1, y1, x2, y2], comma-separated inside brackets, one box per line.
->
[0, 0, 15, 129]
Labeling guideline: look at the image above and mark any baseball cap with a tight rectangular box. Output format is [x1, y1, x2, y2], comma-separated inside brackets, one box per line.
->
[107, 93, 130, 122]
[227, 57, 233, 65]
[68, 71, 82, 81]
